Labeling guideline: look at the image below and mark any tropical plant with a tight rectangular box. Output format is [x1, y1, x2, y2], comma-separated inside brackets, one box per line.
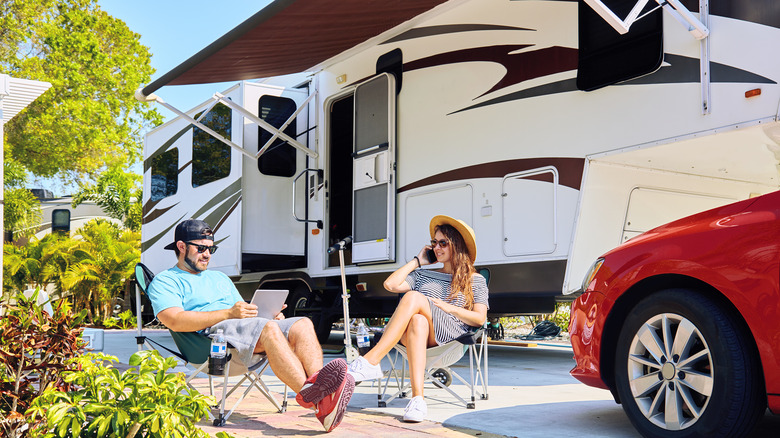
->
[3, 219, 141, 325]
[61, 220, 140, 323]
[3, 233, 68, 293]
[27, 350, 229, 438]
[102, 310, 136, 330]
[0, 289, 86, 438]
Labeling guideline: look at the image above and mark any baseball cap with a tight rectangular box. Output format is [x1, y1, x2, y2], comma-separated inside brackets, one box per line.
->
[163, 219, 214, 250]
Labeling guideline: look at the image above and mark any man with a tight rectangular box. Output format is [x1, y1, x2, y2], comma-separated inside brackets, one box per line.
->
[147, 219, 353, 432]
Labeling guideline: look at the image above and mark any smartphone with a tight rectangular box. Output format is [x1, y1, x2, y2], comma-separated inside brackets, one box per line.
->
[425, 248, 437, 264]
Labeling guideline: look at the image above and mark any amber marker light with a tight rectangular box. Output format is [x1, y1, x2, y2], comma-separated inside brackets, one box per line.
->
[311, 228, 320, 235]
[745, 88, 761, 98]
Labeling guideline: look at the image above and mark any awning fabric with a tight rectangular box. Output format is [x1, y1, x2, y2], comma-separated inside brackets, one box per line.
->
[141, 0, 449, 96]
[0, 75, 52, 124]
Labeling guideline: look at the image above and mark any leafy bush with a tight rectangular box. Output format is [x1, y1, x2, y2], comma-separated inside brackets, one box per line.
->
[0, 289, 86, 438]
[3, 219, 140, 325]
[102, 310, 136, 330]
[28, 350, 228, 438]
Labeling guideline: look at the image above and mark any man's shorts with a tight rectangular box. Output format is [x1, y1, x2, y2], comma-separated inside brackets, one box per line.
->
[208, 316, 306, 367]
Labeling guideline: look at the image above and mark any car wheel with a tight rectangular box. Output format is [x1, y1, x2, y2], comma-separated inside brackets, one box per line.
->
[614, 288, 765, 438]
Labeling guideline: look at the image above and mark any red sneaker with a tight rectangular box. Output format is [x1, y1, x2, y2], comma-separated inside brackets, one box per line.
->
[296, 359, 347, 410]
[315, 372, 355, 432]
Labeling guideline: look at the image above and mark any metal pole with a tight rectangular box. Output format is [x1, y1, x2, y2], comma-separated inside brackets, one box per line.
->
[339, 247, 358, 362]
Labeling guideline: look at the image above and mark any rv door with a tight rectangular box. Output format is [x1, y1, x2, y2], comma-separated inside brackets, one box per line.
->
[351, 74, 397, 263]
[241, 84, 309, 272]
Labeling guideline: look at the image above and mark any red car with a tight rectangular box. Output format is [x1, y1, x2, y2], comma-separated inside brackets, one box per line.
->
[569, 190, 780, 438]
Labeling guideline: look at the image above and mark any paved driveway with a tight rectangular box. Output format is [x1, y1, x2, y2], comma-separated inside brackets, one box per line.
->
[102, 329, 780, 437]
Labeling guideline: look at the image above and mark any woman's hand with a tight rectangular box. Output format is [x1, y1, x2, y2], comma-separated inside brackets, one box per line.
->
[431, 299, 488, 327]
[430, 297, 457, 314]
[417, 245, 434, 266]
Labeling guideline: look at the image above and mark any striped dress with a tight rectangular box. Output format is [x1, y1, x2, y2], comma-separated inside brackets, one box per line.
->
[404, 269, 490, 345]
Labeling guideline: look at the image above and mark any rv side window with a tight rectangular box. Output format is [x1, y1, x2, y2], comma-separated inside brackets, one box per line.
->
[192, 103, 231, 187]
[257, 95, 297, 177]
[576, 0, 663, 91]
[150, 148, 179, 201]
[52, 209, 70, 234]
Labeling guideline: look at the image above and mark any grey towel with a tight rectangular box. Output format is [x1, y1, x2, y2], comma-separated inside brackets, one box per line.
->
[209, 317, 268, 367]
[209, 316, 305, 367]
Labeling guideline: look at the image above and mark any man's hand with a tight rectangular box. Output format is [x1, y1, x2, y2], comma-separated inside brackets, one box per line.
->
[229, 301, 258, 319]
[274, 304, 288, 320]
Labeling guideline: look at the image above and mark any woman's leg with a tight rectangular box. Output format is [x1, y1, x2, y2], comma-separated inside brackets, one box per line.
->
[400, 313, 437, 397]
[363, 291, 433, 365]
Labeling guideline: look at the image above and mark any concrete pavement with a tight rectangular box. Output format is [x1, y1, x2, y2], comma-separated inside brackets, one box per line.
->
[96, 328, 780, 437]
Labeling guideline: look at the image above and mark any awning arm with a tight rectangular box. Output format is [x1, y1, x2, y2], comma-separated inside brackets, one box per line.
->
[256, 91, 316, 159]
[213, 92, 319, 159]
[135, 89, 256, 160]
[583, 0, 708, 39]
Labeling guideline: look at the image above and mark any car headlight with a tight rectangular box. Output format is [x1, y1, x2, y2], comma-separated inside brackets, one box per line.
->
[581, 258, 605, 292]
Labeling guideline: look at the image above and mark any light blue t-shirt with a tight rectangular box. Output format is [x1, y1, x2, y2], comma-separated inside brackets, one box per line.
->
[147, 266, 243, 316]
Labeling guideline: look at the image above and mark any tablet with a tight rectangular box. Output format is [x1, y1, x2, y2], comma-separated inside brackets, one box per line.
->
[250, 289, 289, 319]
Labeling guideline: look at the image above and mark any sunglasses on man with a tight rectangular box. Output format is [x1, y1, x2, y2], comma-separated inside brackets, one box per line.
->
[186, 241, 218, 254]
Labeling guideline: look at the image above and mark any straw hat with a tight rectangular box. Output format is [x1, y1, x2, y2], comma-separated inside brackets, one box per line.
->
[429, 215, 477, 263]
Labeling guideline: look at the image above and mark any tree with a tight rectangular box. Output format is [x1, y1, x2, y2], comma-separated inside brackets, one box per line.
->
[3, 159, 41, 240]
[1, 0, 162, 184]
[71, 165, 142, 232]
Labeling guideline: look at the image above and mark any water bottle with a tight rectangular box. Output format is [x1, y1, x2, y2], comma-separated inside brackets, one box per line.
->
[356, 321, 371, 355]
[209, 329, 227, 375]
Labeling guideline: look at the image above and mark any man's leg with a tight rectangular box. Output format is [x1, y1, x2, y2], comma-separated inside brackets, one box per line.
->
[287, 317, 323, 377]
[255, 321, 307, 393]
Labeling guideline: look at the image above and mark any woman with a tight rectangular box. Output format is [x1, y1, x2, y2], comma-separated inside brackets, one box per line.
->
[347, 215, 489, 422]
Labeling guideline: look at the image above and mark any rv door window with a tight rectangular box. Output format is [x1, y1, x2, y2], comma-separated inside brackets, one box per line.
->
[150, 148, 178, 201]
[52, 209, 70, 234]
[257, 95, 297, 177]
[577, 0, 663, 91]
[192, 103, 231, 187]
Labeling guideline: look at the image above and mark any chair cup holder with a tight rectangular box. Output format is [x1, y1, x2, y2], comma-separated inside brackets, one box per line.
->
[209, 356, 227, 375]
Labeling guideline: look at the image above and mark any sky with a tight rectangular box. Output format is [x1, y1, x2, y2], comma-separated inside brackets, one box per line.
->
[98, 0, 274, 119]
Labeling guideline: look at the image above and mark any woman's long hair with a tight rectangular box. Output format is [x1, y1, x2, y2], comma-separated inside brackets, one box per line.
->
[435, 224, 476, 310]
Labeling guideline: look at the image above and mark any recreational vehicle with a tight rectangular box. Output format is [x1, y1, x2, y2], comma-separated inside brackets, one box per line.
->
[6, 191, 120, 243]
[137, 0, 780, 341]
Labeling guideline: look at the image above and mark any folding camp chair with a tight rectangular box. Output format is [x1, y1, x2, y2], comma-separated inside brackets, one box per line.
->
[133, 263, 287, 426]
[377, 326, 488, 409]
[378, 267, 491, 409]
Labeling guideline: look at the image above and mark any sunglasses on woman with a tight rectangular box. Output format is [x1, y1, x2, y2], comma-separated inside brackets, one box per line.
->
[430, 239, 450, 248]
[186, 241, 218, 254]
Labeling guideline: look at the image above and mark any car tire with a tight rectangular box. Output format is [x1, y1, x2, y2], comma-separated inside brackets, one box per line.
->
[614, 288, 765, 438]
[287, 288, 312, 318]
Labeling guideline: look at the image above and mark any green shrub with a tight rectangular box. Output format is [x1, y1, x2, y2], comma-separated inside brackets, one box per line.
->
[27, 350, 227, 438]
[102, 310, 136, 330]
[0, 289, 86, 438]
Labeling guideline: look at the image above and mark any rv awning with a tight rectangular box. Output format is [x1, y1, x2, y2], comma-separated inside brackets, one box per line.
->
[0, 75, 52, 124]
[140, 0, 450, 97]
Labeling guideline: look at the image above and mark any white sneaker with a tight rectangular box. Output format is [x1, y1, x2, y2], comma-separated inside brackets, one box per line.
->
[347, 356, 382, 382]
[403, 395, 427, 422]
